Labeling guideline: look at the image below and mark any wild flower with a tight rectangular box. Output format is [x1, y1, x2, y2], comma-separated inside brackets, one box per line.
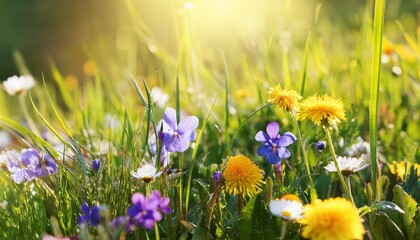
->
[300, 197, 365, 240]
[150, 137, 171, 167]
[78, 202, 101, 226]
[255, 121, 296, 164]
[2, 75, 35, 96]
[296, 95, 346, 126]
[344, 137, 370, 158]
[389, 161, 420, 181]
[325, 156, 369, 176]
[268, 85, 302, 112]
[223, 155, 264, 198]
[212, 171, 222, 183]
[109, 215, 135, 233]
[315, 141, 326, 152]
[151, 87, 169, 108]
[269, 194, 303, 221]
[160, 107, 199, 153]
[131, 163, 162, 183]
[92, 159, 100, 172]
[6, 149, 58, 184]
[127, 191, 171, 229]
[0, 130, 12, 148]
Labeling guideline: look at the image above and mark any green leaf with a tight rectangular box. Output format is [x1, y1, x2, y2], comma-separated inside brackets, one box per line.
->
[239, 194, 277, 240]
[371, 201, 405, 214]
[393, 185, 417, 240]
[192, 225, 213, 240]
[371, 212, 404, 240]
[239, 196, 257, 240]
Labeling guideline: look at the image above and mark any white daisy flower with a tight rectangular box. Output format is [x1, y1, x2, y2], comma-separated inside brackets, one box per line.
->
[2, 75, 35, 96]
[131, 163, 162, 183]
[269, 195, 303, 221]
[325, 156, 369, 176]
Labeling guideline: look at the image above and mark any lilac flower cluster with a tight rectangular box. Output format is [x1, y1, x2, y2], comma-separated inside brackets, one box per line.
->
[78, 202, 101, 226]
[6, 149, 58, 184]
[127, 190, 171, 229]
[255, 122, 296, 164]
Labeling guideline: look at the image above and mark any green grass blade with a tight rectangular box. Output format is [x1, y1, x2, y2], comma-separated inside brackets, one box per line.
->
[29, 94, 71, 157]
[50, 62, 76, 110]
[185, 96, 217, 212]
[0, 115, 57, 157]
[222, 51, 230, 143]
[176, 75, 180, 125]
[42, 76, 73, 137]
[300, 32, 311, 96]
[369, 0, 386, 201]
[129, 72, 147, 106]
[228, 104, 273, 154]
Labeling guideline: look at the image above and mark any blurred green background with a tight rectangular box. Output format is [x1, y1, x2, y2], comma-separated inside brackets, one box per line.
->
[0, 0, 419, 81]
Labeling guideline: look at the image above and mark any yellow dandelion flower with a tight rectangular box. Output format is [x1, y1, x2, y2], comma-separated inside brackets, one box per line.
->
[382, 37, 394, 56]
[389, 161, 420, 181]
[223, 155, 264, 198]
[83, 60, 98, 77]
[300, 198, 365, 240]
[268, 85, 302, 112]
[296, 95, 346, 126]
[235, 88, 251, 100]
[64, 75, 79, 91]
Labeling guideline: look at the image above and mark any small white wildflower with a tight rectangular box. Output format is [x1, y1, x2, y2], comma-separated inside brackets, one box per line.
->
[131, 163, 162, 183]
[270, 197, 303, 221]
[0, 130, 12, 148]
[2, 75, 35, 96]
[151, 87, 169, 108]
[0, 200, 8, 208]
[325, 156, 369, 176]
[104, 113, 121, 130]
[345, 137, 370, 158]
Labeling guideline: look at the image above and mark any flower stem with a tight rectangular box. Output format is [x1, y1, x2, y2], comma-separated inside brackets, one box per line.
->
[324, 127, 354, 206]
[345, 175, 355, 205]
[154, 222, 160, 240]
[290, 113, 314, 187]
[207, 181, 222, 229]
[280, 221, 288, 240]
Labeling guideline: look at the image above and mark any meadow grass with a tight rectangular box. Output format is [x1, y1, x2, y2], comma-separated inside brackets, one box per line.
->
[0, 0, 419, 239]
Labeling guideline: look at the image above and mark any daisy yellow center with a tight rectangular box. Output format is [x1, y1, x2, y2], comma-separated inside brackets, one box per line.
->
[223, 155, 264, 198]
[281, 211, 291, 218]
[300, 198, 365, 240]
[268, 85, 302, 112]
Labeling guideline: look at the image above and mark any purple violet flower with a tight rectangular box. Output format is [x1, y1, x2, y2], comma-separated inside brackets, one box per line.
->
[78, 202, 101, 226]
[160, 108, 198, 153]
[109, 216, 135, 233]
[255, 122, 296, 164]
[315, 141, 326, 152]
[213, 171, 222, 183]
[92, 159, 100, 172]
[6, 149, 58, 184]
[127, 191, 171, 229]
